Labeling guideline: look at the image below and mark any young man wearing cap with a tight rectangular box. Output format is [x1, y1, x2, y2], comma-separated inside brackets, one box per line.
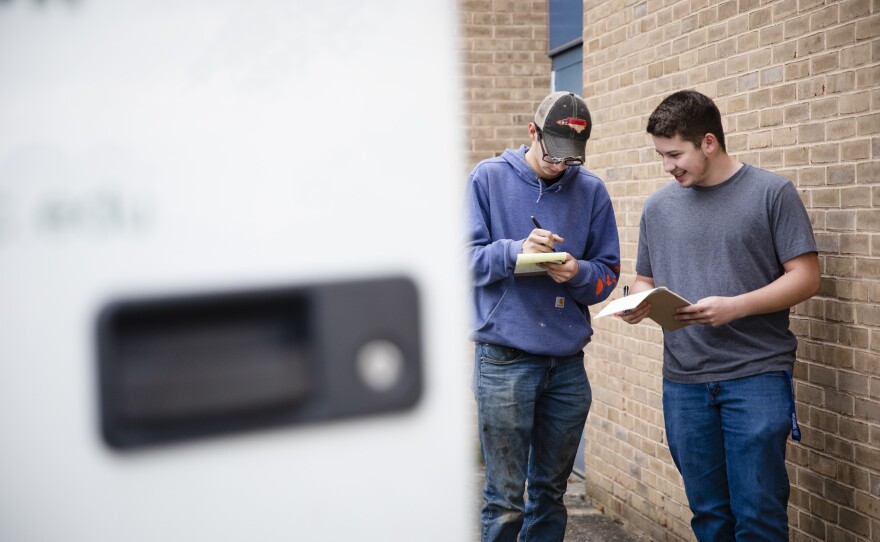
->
[619, 90, 819, 541]
[465, 91, 620, 541]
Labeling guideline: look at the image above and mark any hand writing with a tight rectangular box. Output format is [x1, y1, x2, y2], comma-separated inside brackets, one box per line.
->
[523, 228, 564, 253]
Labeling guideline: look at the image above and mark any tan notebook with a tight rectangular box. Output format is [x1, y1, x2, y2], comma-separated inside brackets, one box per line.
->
[514, 252, 567, 276]
[594, 287, 692, 331]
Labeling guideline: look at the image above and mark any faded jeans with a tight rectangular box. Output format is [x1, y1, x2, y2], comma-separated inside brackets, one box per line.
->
[663, 372, 794, 542]
[473, 342, 591, 542]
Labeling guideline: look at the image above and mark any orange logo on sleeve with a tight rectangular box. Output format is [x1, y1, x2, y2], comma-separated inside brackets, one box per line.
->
[596, 273, 618, 295]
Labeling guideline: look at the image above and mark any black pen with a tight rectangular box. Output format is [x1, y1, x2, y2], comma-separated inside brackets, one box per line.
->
[530, 215, 543, 230]
[530, 215, 556, 252]
[623, 285, 629, 297]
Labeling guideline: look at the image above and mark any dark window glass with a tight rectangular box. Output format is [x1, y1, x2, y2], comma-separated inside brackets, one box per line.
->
[548, 0, 583, 55]
[548, 1, 583, 93]
[552, 45, 583, 93]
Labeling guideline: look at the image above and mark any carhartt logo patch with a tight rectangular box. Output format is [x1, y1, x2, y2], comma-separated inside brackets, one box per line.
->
[555, 297, 565, 309]
[556, 117, 587, 134]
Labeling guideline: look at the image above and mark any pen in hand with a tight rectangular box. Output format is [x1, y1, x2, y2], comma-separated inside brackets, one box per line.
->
[622, 285, 630, 314]
[530, 215, 556, 252]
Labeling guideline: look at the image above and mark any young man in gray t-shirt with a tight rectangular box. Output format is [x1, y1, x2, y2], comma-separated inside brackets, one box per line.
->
[619, 90, 819, 541]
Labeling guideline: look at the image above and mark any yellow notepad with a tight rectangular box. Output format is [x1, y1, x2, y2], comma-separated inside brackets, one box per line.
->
[514, 252, 567, 276]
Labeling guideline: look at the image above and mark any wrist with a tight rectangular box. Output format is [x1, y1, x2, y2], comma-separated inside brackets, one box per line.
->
[730, 294, 748, 320]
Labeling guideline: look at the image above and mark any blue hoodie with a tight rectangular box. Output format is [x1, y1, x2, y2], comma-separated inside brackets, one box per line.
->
[466, 145, 620, 356]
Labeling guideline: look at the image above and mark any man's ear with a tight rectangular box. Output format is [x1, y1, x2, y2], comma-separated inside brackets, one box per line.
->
[527, 122, 539, 142]
[702, 133, 720, 154]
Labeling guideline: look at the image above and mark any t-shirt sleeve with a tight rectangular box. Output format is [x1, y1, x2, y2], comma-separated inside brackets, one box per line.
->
[772, 181, 818, 264]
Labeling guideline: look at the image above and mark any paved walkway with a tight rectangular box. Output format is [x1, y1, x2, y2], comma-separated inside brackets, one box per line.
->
[473, 470, 644, 541]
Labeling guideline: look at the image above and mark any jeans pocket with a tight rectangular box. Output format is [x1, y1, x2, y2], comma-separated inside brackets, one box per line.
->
[479, 343, 524, 365]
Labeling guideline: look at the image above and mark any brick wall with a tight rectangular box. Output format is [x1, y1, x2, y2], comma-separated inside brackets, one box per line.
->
[458, 1, 880, 540]
[582, 1, 880, 541]
[459, 0, 552, 172]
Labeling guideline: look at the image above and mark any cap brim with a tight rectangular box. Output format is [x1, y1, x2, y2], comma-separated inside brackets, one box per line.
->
[542, 133, 586, 161]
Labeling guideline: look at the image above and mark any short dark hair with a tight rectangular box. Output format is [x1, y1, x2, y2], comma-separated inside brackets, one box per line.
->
[646, 90, 726, 152]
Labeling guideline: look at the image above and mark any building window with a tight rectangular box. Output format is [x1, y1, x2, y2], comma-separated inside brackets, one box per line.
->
[548, 0, 583, 94]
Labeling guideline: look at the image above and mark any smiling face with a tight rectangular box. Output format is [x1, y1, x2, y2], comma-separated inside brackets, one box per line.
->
[652, 134, 711, 188]
[648, 91, 743, 189]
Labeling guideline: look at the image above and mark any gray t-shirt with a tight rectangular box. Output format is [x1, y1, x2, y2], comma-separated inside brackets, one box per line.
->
[636, 164, 817, 383]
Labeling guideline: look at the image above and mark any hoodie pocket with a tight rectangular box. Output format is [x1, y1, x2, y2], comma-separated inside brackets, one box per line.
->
[476, 279, 591, 355]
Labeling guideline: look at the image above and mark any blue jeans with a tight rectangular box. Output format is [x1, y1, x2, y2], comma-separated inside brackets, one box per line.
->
[663, 372, 794, 542]
[473, 343, 591, 542]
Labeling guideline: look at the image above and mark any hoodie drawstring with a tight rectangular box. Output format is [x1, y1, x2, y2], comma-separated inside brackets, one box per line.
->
[535, 179, 563, 203]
